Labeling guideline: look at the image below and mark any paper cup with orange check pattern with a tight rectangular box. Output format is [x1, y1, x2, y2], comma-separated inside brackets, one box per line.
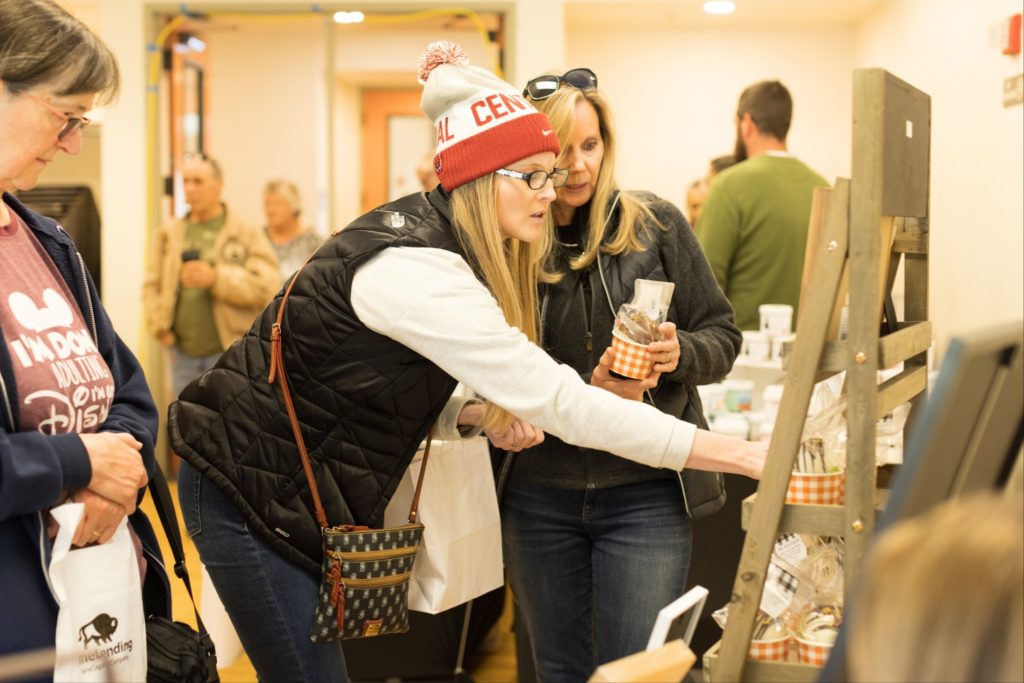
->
[794, 636, 833, 666]
[748, 635, 791, 661]
[786, 469, 845, 505]
[795, 603, 841, 665]
[609, 330, 654, 379]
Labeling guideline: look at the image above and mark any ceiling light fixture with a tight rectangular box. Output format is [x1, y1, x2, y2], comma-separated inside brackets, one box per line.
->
[703, 1, 736, 15]
[333, 11, 365, 24]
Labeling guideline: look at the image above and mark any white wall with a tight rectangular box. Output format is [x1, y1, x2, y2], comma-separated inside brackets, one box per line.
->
[567, 25, 856, 209]
[204, 16, 326, 234]
[44, 128, 103, 209]
[856, 0, 1024, 355]
[71, 0, 1023, 366]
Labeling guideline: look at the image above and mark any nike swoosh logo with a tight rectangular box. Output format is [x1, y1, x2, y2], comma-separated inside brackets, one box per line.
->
[542, 129, 554, 136]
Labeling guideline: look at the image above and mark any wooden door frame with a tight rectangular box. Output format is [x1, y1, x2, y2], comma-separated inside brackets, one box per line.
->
[361, 89, 426, 213]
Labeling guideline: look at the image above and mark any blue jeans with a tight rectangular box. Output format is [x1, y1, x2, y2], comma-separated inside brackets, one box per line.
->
[169, 347, 221, 398]
[502, 477, 692, 683]
[177, 461, 350, 683]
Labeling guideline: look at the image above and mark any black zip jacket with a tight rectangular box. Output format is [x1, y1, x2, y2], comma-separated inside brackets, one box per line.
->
[506, 192, 741, 517]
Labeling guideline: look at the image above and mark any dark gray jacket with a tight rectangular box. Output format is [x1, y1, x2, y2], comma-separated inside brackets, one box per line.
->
[506, 192, 740, 517]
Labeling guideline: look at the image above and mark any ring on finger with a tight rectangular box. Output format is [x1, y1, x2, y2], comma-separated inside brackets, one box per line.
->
[510, 441, 520, 448]
[92, 529, 102, 537]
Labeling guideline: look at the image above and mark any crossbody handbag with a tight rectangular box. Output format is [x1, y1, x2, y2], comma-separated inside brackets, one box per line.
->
[268, 263, 433, 641]
[145, 462, 220, 682]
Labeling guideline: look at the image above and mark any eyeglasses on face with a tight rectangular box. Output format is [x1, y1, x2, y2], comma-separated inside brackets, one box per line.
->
[21, 91, 91, 141]
[495, 167, 569, 190]
[523, 68, 598, 101]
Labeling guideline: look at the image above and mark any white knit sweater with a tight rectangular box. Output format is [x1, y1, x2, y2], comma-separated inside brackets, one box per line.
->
[351, 246, 696, 471]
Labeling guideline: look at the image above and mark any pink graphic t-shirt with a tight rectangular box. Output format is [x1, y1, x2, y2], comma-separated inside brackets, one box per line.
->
[0, 212, 114, 434]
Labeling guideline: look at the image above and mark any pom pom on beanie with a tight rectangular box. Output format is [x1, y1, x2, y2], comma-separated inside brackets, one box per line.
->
[418, 41, 560, 191]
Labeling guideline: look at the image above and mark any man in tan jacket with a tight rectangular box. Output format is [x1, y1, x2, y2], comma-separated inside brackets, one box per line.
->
[143, 153, 280, 396]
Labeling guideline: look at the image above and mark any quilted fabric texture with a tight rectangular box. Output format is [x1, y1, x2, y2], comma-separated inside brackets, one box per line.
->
[168, 192, 461, 576]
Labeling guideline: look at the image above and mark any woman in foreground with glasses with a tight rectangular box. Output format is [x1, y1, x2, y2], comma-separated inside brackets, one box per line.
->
[500, 68, 743, 681]
[0, 0, 169, 674]
[169, 42, 764, 682]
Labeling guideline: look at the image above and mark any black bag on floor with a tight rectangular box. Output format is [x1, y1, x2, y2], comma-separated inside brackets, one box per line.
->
[145, 463, 220, 682]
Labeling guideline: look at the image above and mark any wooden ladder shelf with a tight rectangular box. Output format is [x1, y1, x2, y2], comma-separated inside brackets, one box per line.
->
[704, 68, 932, 682]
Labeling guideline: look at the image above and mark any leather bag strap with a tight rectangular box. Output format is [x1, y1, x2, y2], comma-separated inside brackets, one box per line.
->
[267, 260, 435, 529]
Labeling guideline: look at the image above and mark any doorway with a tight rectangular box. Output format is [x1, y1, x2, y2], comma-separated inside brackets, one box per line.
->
[361, 89, 434, 213]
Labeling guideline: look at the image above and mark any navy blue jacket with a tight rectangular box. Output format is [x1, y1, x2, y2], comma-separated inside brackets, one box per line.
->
[0, 193, 169, 666]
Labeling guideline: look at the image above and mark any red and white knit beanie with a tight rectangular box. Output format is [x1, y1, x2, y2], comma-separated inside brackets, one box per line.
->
[418, 41, 560, 192]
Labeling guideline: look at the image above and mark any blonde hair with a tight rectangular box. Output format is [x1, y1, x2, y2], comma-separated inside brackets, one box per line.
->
[848, 491, 1024, 682]
[450, 174, 550, 432]
[530, 84, 660, 274]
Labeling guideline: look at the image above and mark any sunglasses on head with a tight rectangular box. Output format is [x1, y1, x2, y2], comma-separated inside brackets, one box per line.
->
[523, 68, 598, 101]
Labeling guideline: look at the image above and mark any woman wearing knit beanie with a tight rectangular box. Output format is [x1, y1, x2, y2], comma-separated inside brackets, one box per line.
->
[168, 42, 766, 681]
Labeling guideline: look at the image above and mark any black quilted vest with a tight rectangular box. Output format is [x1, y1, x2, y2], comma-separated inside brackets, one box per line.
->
[169, 190, 463, 575]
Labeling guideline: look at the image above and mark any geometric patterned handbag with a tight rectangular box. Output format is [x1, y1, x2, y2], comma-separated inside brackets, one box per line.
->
[311, 520, 425, 641]
[268, 262, 433, 642]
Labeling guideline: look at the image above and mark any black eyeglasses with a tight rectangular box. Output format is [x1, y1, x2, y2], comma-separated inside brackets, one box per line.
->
[494, 167, 569, 190]
[22, 91, 91, 141]
[523, 68, 598, 101]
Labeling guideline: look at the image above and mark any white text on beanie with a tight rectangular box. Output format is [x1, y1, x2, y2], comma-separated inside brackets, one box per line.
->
[418, 41, 560, 191]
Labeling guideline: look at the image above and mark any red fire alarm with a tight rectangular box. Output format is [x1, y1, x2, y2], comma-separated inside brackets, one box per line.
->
[1005, 13, 1022, 56]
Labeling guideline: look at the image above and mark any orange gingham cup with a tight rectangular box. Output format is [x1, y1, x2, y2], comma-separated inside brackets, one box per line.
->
[795, 636, 833, 666]
[609, 332, 653, 379]
[748, 636, 790, 661]
[786, 470, 845, 505]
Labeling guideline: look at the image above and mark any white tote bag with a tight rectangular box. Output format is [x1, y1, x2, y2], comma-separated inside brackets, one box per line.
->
[383, 437, 504, 614]
[48, 503, 148, 682]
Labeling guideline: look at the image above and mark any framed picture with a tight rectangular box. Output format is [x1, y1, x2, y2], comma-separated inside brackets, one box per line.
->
[646, 585, 709, 652]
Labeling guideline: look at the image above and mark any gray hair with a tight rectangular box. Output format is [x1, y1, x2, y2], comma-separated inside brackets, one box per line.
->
[0, 0, 120, 103]
[182, 152, 224, 180]
[264, 179, 302, 216]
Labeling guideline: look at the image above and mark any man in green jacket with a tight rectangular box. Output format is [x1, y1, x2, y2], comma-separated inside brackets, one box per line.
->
[696, 80, 829, 331]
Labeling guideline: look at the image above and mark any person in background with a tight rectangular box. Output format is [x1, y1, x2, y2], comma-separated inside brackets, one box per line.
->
[168, 42, 765, 683]
[512, 67, 741, 681]
[707, 153, 736, 182]
[142, 153, 280, 397]
[848, 491, 1023, 682]
[696, 81, 829, 330]
[686, 155, 737, 231]
[263, 178, 323, 283]
[0, 0, 168, 673]
[685, 178, 707, 229]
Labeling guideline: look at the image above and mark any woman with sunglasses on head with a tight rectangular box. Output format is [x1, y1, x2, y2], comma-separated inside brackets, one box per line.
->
[0, 0, 169, 675]
[500, 69, 742, 681]
[169, 43, 763, 682]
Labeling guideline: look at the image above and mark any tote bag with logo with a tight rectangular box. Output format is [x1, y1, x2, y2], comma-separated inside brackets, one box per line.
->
[49, 502, 148, 682]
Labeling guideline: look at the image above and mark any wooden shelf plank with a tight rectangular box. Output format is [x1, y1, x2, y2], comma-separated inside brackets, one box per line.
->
[879, 321, 932, 367]
[784, 321, 932, 375]
[892, 232, 928, 254]
[876, 365, 928, 418]
[741, 489, 889, 536]
[704, 640, 821, 683]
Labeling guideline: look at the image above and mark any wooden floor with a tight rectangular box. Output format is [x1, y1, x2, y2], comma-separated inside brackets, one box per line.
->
[142, 482, 518, 683]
